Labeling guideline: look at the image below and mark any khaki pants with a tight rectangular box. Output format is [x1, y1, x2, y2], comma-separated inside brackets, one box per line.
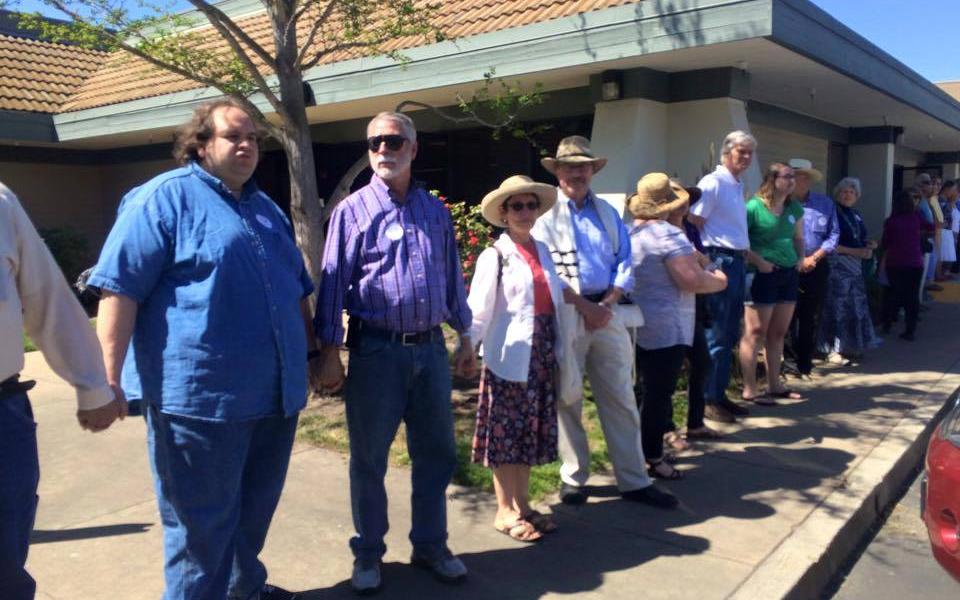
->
[556, 312, 652, 492]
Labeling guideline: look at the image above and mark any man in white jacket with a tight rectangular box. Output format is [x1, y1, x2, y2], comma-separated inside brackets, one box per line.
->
[532, 136, 676, 509]
[0, 182, 123, 599]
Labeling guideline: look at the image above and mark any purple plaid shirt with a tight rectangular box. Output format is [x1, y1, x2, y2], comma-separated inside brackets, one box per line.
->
[315, 175, 471, 345]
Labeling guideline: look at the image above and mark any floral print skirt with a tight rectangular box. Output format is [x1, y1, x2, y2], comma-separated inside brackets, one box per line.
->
[471, 314, 558, 467]
[817, 254, 880, 355]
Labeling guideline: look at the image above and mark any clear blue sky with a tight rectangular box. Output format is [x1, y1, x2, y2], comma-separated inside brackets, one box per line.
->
[810, 0, 960, 82]
[12, 0, 960, 82]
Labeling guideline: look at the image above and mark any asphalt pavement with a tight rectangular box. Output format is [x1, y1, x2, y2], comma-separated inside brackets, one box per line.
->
[831, 469, 959, 598]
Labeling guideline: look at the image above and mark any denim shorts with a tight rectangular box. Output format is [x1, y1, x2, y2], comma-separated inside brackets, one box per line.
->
[745, 266, 799, 305]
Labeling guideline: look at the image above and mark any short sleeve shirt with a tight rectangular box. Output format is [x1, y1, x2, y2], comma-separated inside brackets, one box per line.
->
[746, 197, 804, 268]
[691, 165, 750, 250]
[88, 163, 314, 421]
[628, 221, 696, 349]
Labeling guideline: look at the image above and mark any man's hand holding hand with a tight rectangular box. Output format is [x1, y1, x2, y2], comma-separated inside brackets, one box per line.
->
[77, 384, 127, 432]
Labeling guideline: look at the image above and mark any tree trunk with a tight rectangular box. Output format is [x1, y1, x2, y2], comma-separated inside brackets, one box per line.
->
[271, 0, 325, 287]
[323, 153, 369, 224]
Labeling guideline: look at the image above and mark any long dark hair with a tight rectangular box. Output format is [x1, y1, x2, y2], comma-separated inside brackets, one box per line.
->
[890, 188, 918, 216]
[172, 98, 262, 165]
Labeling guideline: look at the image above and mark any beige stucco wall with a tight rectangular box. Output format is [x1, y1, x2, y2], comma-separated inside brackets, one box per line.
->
[0, 158, 174, 253]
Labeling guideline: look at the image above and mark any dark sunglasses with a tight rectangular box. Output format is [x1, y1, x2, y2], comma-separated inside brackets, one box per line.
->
[506, 200, 540, 212]
[367, 134, 407, 151]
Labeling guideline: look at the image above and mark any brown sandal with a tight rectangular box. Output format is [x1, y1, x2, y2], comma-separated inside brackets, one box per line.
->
[495, 519, 542, 542]
[663, 431, 691, 451]
[522, 510, 558, 534]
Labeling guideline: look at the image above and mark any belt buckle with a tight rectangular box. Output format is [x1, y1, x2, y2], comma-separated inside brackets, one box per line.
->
[401, 332, 417, 346]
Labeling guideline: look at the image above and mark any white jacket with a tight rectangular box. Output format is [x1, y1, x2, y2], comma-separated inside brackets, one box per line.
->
[467, 233, 565, 382]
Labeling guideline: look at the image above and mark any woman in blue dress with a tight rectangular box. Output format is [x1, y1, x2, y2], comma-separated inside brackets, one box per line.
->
[817, 177, 880, 362]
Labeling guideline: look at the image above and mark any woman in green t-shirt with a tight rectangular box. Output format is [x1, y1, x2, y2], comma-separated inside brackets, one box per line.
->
[739, 163, 805, 405]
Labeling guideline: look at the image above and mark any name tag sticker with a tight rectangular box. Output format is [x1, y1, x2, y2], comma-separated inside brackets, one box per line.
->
[385, 223, 404, 241]
[256, 214, 273, 229]
[818, 215, 827, 226]
[788, 215, 796, 224]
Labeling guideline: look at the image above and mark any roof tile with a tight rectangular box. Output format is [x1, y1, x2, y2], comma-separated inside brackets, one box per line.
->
[0, 33, 106, 113]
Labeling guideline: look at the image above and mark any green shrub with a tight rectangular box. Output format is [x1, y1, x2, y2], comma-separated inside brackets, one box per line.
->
[38, 227, 90, 285]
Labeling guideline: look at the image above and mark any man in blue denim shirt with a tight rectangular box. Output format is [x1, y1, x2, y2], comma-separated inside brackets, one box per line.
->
[89, 99, 315, 600]
[787, 159, 839, 377]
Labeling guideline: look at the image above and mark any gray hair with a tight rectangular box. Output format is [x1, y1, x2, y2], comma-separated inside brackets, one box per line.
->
[915, 172, 932, 185]
[833, 176, 861, 198]
[721, 130, 757, 156]
[368, 111, 417, 141]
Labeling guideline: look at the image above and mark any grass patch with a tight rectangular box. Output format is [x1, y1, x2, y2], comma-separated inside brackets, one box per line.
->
[297, 341, 706, 502]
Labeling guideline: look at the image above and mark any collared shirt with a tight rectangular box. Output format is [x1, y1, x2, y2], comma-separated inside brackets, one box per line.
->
[0, 183, 113, 410]
[564, 189, 633, 295]
[315, 174, 471, 345]
[798, 191, 839, 256]
[88, 163, 314, 421]
[691, 165, 750, 250]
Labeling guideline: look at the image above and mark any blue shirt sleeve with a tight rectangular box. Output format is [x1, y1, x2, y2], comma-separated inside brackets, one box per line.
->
[444, 207, 472, 333]
[822, 198, 840, 254]
[611, 206, 634, 291]
[87, 188, 173, 302]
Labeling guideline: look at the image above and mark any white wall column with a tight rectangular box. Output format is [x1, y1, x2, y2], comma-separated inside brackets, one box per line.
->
[848, 143, 895, 235]
[667, 97, 762, 195]
[588, 97, 668, 215]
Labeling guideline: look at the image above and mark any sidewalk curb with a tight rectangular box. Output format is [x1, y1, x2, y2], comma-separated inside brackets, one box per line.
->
[729, 366, 960, 600]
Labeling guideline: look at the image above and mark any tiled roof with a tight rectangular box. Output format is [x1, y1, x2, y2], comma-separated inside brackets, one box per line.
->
[939, 81, 960, 103]
[0, 33, 107, 113]
[60, 0, 637, 113]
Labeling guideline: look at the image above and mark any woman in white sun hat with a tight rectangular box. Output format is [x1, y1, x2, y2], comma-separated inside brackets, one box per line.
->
[467, 175, 571, 542]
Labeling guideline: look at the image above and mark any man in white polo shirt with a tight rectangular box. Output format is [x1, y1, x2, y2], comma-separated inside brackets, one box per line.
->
[687, 131, 756, 423]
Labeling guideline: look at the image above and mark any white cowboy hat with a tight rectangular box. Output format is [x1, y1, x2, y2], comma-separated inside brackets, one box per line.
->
[541, 135, 608, 175]
[627, 173, 690, 219]
[480, 175, 557, 226]
[787, 158, 824, 183]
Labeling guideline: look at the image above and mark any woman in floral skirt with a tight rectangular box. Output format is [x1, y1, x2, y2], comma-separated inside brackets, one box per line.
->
[467, 175, 566, 543]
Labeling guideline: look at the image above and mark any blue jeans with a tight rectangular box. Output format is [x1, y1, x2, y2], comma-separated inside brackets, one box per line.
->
[344, 332, 457, 564]
[0, 391, 39, 600]
[703, 249, 746, 405]
[146, 404, 297, 600]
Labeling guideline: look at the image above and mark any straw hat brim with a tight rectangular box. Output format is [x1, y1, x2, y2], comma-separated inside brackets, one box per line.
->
[793, 167, 823, 183]
[628, 184, 690, 220]
[541, 156, 608, 176]
[480, 182, 557, 226]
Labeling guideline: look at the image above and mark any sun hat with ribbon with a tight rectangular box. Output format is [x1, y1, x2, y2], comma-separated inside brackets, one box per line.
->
[627, 172, 691, 219]
[787, 158, 824, 183]
[541, 135, 608, 175]
[480, 175, 557, 226]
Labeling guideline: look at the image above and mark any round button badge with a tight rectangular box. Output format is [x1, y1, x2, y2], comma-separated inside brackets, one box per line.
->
[385, 223, 404, 241]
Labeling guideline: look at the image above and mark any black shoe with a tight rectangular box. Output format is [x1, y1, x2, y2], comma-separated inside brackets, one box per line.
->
[717, 398, 749, 416]
[260, 584, 298, 600]
[559, 482, 587, 505]
[703, 404, 736, 424]
[621, 484, 678, 509]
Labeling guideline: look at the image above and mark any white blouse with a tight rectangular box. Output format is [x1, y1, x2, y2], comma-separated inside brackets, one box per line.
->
[467, 233, 566, 382]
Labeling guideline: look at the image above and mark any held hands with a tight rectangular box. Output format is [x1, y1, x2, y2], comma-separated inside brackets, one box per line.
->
[453, 336, 478, 379]
[582, 302, 613, 331]
[756, 258, 775, 274]
[799, 255, 818, 273]
[315, 348, 346, 395]
[76, 383, 127, 432]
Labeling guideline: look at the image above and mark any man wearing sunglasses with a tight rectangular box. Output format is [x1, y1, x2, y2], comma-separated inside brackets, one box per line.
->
[315, 111, 476, 594]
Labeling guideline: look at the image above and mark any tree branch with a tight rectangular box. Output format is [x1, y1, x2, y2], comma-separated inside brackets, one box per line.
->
[185, 0, 286, 117]
[296, 0, 339, 66]
[184, 0, 277, 70]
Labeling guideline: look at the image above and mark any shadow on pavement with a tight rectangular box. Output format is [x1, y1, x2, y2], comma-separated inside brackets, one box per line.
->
[30, 523, 153, 544]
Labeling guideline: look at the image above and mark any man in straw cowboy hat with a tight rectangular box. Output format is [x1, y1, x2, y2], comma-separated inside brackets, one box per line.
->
[531, 135, 677, 509]
[786, 158, 838, 378]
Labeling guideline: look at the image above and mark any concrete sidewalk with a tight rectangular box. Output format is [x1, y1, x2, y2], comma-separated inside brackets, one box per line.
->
[23, 301, 960, 599]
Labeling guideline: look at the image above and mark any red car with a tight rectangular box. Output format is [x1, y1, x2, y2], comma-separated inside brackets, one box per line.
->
[923, 397, 960, 582]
